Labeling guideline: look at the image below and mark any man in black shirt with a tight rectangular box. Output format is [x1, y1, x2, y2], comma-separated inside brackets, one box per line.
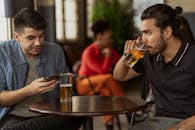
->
[114, 4, 195, 130]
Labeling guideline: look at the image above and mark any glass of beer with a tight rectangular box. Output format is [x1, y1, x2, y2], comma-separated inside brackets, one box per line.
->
[60, 101, 72, 112]
[123, 43, 147, 68]
[59, 73, 73, 102]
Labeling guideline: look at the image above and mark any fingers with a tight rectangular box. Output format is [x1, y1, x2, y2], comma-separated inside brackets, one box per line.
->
[102, 48, 112, 57]
[124, 40, 136, 53]
[37, 81, 58, 94]
[29, 79, 59, 95]
[136, 37, 142, 46]
[35, 77, 47, 82]
[41, 82, 58, 93]
[124, 37, 145, 54]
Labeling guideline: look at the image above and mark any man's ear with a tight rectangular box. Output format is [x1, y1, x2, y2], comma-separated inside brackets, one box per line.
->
[163, 26, 173, 39]
[14, 32, 20, 42]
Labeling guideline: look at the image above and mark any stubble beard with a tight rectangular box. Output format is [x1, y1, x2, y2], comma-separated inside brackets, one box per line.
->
[149, 34, 167, 55]
[157, 34, 167, 54]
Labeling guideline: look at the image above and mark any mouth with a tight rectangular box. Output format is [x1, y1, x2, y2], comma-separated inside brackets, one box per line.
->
[32, 46, 43, 53]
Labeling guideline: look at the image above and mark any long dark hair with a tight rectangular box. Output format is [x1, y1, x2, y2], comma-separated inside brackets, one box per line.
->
[141, 4, 195, 44]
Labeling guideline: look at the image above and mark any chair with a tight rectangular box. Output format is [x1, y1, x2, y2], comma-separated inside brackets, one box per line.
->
[126, 75, 155, 129]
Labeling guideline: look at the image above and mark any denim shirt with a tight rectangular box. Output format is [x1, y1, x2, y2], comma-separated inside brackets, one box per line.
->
[0, 39, 68, 119]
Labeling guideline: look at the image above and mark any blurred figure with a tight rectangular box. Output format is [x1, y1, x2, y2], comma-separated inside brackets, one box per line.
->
[114, 4, 195, 130]
[76, 20, 124, 130]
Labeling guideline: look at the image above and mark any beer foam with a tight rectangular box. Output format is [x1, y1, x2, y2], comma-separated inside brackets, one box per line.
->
[60, 84, 72, 87]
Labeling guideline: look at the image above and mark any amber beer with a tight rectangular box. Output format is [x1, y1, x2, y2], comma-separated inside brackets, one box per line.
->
[60, 84, 72, 102]
[60, 101, 72, 112]
[124, 49, 146, 68]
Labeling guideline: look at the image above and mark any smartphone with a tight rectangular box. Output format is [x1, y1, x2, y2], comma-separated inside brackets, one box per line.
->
[45, 75, 60, 81]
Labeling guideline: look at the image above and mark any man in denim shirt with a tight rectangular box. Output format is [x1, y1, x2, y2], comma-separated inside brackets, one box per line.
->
[0, 8, 84, 130]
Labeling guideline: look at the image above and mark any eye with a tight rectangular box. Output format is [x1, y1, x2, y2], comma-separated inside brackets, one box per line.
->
[145, 31, 151, 36]
[39, 34, 45, 39]
[27, 36, 35, 40]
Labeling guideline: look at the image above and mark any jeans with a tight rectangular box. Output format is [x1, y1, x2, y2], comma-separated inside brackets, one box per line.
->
[130, 116, 183, 130]
[0, 114, 85, 130]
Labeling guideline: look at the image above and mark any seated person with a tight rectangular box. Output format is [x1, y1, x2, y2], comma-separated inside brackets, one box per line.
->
[76, 20, 124, 129]
[113, 4, 195, 130]
[0, 8, 84, 130]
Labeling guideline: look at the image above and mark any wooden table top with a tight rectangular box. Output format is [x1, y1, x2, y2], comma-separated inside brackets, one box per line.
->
[29, 96, 146, 116]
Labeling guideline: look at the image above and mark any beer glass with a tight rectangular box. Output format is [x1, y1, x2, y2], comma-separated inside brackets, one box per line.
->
[59, 73, 73, 102]
[123, 43, 147, 68]
[60, 101, 72, 112]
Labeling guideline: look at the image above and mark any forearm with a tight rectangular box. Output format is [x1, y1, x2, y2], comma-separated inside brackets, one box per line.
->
[113, 55, 140, 81]
[0, 86, 31, 106]
[175, 115, 195, 130]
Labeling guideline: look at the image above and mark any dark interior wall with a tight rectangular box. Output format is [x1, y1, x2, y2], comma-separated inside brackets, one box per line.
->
[183, 13, 195, 37]
[38, 6, 56, 42]
[63, 44, 84, 72]
[4, 0, 34, 17]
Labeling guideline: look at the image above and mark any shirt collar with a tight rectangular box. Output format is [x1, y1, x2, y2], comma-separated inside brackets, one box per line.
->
[156, 42, 189, 66]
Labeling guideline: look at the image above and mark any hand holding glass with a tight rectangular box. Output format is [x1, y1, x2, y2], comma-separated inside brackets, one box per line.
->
[123, 41, 147, 68]
[59, 73, 73, 102]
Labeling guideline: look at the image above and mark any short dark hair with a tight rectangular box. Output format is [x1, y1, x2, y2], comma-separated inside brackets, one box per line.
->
[141, 4, 193, 42]
[14, 8, 47, 33]
[91, 20, 110, 37]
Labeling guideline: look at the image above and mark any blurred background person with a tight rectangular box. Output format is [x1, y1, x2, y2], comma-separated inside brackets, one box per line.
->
[76, 20, 124, 130]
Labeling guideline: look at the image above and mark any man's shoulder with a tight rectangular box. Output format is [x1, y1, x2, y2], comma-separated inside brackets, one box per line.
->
[44, 41, 61, 48]
[0, 39, 18, 48]
[0, 40, 18, 55]
[42, 42, 64, 56]
[189, 43, 195, 50]
[43, 42, 62, 51]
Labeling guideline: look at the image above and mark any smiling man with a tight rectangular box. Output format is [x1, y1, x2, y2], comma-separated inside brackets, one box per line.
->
[113, 4, 195, 130]
[0, 8, 84, 130]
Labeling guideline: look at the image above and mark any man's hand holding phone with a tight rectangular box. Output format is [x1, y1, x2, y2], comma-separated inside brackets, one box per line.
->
[26, 77, 59, 96]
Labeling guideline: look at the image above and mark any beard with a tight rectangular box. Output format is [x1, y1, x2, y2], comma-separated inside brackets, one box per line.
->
[148, 34, 167, 55]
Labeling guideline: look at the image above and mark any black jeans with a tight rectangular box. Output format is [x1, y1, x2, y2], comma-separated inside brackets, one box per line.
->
[0, 114, 85, 130]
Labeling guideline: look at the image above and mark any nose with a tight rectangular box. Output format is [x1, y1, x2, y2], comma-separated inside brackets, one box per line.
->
[34, 38, 42, 46]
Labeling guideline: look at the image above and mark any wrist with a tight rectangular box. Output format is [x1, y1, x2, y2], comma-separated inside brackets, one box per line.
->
[121, 56, 131, 69]
[23, 85, 34, 97]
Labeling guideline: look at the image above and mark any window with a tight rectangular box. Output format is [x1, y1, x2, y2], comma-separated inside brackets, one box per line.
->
[86, 0, 95, 38]
[55, 0, 78, 42]
[0, 0, 12, 42]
